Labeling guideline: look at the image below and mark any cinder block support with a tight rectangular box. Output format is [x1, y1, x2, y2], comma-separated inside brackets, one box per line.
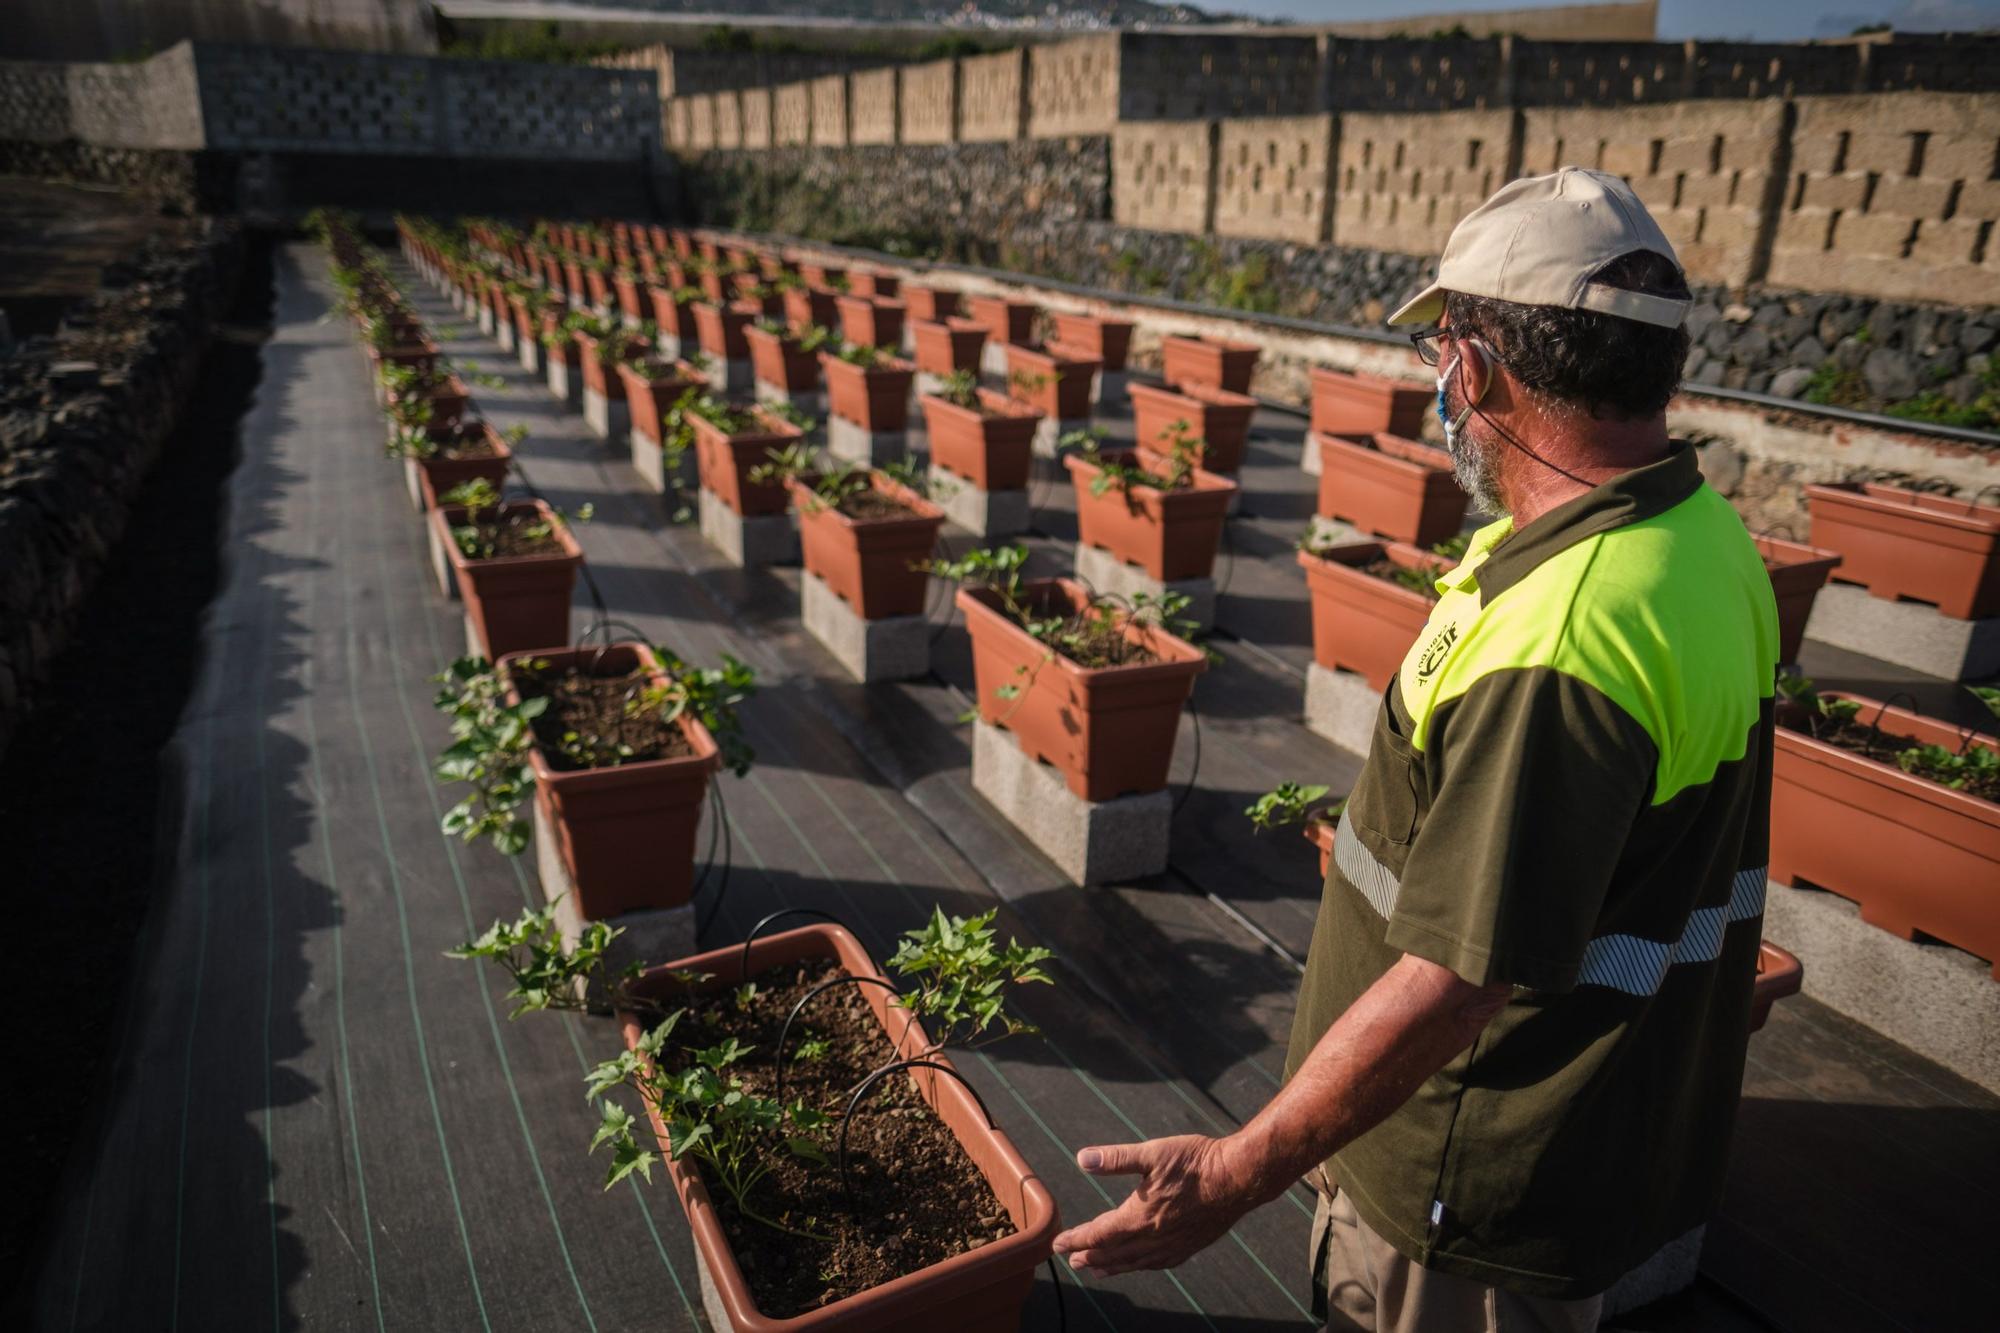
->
[970, 721, 1172, 886]
[1601, 1228, 1705, 1319]
[1301, 429, 1324, 475]
[583, 386, 631, 442]
[404, 457, 427, 513]
[535, 799, 696, 992]
[931, 469, 1032, 537]
[428, 508, 460, 601]
[827, 416, 909, 467]
[1093, 368, 1131, 414]
[495, 319, 516, 354]
[518, 335, 544, 375]
[1075, 543, 1217, 630]
[801, 570, 931, 682]
[697, 487, 797, 568]
[1303, 662, 1380, 758]
[476, 302, 496, 336]
[715, 356, 753, 394]
[657, 331, 682, 361]
[630, 427, 696, 497]
[547, 354, 578, 404]
[981, 341, 1012, 378]
[1803, 582, 2000, 681]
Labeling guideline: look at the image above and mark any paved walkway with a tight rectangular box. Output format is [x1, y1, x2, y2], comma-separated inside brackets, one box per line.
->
[26, 242, 1997, 1332]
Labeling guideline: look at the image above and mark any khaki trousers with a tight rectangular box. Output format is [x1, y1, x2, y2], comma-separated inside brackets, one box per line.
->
[1310, 1187, 1604, 1333]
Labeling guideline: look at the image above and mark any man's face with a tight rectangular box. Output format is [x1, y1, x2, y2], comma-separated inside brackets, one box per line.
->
[1437, 328, 1508, 518]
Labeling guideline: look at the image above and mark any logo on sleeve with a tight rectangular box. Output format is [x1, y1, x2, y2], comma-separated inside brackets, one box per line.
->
[1413, 622, 1460, 685]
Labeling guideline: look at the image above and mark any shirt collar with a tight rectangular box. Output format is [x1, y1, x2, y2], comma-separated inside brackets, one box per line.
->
[1456, 441, 1703, 604]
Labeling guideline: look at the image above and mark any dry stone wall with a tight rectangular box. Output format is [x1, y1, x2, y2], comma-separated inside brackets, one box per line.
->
[1214, 116, 1336, 245]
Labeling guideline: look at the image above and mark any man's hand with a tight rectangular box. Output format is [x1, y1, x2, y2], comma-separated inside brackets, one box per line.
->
[1050, 1134, 1259, 1277]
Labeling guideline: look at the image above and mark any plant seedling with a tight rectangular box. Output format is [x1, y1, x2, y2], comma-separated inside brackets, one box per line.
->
[1244, 782, 1336, 832]
[885, 907, 1054, 1055]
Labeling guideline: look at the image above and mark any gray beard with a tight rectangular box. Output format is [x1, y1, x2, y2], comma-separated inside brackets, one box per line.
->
[1447, 426, 1509, 518]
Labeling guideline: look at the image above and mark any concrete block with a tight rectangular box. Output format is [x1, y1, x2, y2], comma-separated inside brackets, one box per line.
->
[1034, 416, 1093, 459]
[1763, 879, 2000, 1095]
[583, 386, 631, 443]
[1601, 1228, 1704, 1319]
[657, 331, 682, 361]
[429, 509, 460, 601]
[695, 1247, 730, 1333]
[981, 340, 1012, 378]
[801, 569, 931, 682]
[914, 370, 953, 400]
[518, 336, 543, 375]
[1305, 513, 1367, 547]
[536, 799, 696, 994]
[697, 487, 797, 568]
[971, 721, 1172, 886]
[476, 302, 496, 336]
[1803, 582, 2000, 681]
[404, 457, 426, 513]
[1075, 542, 1216, 630]
[715, 356, 752, 394]
[932, 470, 1032, 537]
[464, 611, 481, 657]
[630, 427, 696, 497]
[620, 311, 643, 333]
[547, 355, 578, 404]
[1304, 661, 1380, 758]
[1301, 430, 1323, 476]
[755, 379, 824, 422]
[827, 416, 909, 467]
[495, 319, 515, 354]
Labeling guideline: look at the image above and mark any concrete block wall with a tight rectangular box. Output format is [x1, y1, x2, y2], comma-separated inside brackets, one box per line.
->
[1768, 92, 2000, 305]
[809, 74, 848, 148]
[1520, 99, 1786, 288]
[1112, 122, 1215, 233]
[1333, 109, 1517, 257]
[1323, 37, 1511, 112]
[1512, 39, 1688, 106]
[774, 82, 811, 147]
[666, 97, 691, 151]
[1116, 33, 1321, 121]
[712, 89, 742, 151]
[900, 60, 956, 145]
[959, 49, 1025, 143]
[1028, 34, 1120, 139]
[685, 93, 716, 153]
[1685, 41, 1863, 100]
[1214, 115, 1336, 244]
[850, 68, 898, 146]
[740, 87, 772, 150]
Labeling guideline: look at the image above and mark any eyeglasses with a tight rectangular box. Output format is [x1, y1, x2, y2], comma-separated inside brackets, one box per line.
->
[1410, 326, 1451, 368]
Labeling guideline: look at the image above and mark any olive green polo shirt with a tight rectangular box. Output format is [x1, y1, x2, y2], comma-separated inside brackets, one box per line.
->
[1284, 442, 1779, 1298]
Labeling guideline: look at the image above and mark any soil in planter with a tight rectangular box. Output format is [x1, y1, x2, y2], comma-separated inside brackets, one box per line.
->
[455, 509, 567, 559]
[991, 588, 1161, 670]
[832, 488, 920, 521]
[430, 431, 498, 461]
[508, 659, 696, 772]
[1360, 556, 1447, 601]
[1783, 714, 2000, 801]
[641, 958, 1016, 1318]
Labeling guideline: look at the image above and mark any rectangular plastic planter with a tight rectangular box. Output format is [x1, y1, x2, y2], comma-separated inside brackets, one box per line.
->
[1065, 453, 1235, 581]
[500, 643, 719, 918]
[920, 391, 1041, 491]
[821, 352, 916, 431]
[433, 498, 583, 660]
[410, 421, 513, 510]
[957, 578, 1206, 801]
[1316, 432, 1467, 548]
[1805, 482, 2000, 620]
[744, 325, 823, 397]
[784, 286, 842, 337]
[1162, 335, 1259, 394]
[1309, 368, 1431, 439]
[1755, 534, 1843, 664]
[1297, 540, 1446, 691]
[692, 407, 805, 517]
[1129, 381, 1257, 476]
[620, 922, 1059, 1333]
[903, 284, 960, 324]
[616, 358, 709, 447]
[694, 300, 757, 363]
[837, 295, 906, 351]
[1050, 313, 1134, 372]
[791, 474, 945, 619]
[1771, 691, 2000, 978]
[912, 318, 988, 377]
[964, 295, 1038, 349]
[1005, 342, 1098, 421]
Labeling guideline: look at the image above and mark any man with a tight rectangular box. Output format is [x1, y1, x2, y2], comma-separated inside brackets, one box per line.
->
[1051, 168, 1780, 1331]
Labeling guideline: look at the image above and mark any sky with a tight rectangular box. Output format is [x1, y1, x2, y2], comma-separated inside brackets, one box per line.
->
[1232, 0, 2000, 40]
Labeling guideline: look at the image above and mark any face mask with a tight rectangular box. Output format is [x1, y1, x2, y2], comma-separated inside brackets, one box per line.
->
[1435, 352, 1474, 453]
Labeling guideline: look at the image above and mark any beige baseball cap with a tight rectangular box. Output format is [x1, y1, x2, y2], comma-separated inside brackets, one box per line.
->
[1387, 167, 1691, 329]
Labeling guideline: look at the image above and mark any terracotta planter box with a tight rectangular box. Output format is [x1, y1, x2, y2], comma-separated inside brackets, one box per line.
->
[1066, 453, 1235, 581]
[369, 339, 441, 377]
[1316, 432, 1467, 548]
[904, 285, 959, 323]
[964, 295, 1037, 349]
[392, 375, 472, 432]
[1051, 313, 1134, 372]
[837, 295, 906, 350]
[1772, 692, 2000, 977]
[648, 286, 698, 343]
[1162, 336, 1259, 394]
[920, 391, 1041, 491]
[958, 578, 1207, 801]
[1297, 540, 1447, 691]
[912, 318, 987, 377]
[791, 474, 945, 619]
[820, 352, 916, 431]
[621, 923, 1058, 1333]
[1309, 368, 1431, 439]
[412, 421, 513, 509]
[783, 285, 842, 337]
[616, 359, 709, 445]
[509, 295, 545, 342]
[1302, 820, 1806, 1030]
[433, 499, 583, 659]
[699, 270, 731, 304]
[693, 301, 756, 362]
[799, 261, 846, 289]
[1129, 381, 1257, 476]
[571, 330, 633, 400]
[848, 269, 900, 299]
[500, 643, 719, 918]
[1004, 342, 1098, 421]
[691, 407, 804, 517]
[1756, 535, 1844, 664]
[1805, 482, 2000, 620]
[744, 325, 822, 394]
[756, 252, 789, 280]
[586, 268, 612, 311]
